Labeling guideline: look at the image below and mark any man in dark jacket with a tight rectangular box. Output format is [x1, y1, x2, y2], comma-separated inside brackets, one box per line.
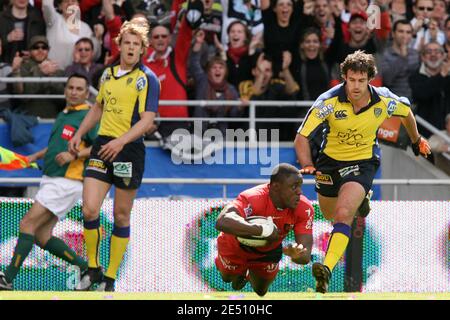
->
[409, 41, 450, 138]
[0, 0, 46, 64]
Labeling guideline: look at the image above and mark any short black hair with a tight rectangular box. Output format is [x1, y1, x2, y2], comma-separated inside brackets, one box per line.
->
[66, 73, 90, 89]
[393, 19, 412, 32]
[75, 37, 94, 50]
[270, 163, 301, 185]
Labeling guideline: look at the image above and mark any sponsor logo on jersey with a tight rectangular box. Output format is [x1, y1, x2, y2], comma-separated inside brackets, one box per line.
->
[334, 110, 348, 120]
[315, 102, 334, 119]
[338, 165, 360, 177]
[86, 159, 107, 174]
[61, 125, 75, 141]
[316, 174, 334, 185]
[264, 263, 279, 273]
[136, 77, 146, 91]
[113, 162, 132, 178]
[387, 100, 397, 116]
[126, 78, 133, 86]
[244, 204, 253, 217]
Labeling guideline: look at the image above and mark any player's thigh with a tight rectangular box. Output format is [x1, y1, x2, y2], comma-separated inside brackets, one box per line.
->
[215, 253, 248, 281]
[113, 188, 138, 226]
[317, 194, 338, 220]
[335, 181, 366, 223]
[19, 201, 54, 234]
[82, 177, 111, 220]
[34, 214, 58, 247]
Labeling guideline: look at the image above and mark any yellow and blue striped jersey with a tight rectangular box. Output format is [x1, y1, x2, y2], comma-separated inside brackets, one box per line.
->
[96, 63, 160, 140]
[298, 83, 411, 161]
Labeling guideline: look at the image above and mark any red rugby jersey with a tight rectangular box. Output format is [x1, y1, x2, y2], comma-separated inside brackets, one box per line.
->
[217, 184, 314, 255]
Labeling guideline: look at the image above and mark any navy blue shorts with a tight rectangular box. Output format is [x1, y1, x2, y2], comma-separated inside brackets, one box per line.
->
[314, 154, 380, 197]
[84, 136, 145, 190]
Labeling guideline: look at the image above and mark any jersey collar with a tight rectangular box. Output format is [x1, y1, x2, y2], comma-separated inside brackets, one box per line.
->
[110, 61, 142, 79]
[338, 83, 381, 114]
[63, 103, 90, 113]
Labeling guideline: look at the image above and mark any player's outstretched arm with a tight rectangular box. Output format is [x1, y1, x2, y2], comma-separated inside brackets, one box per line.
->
[283, 233, 313, 265]
[215, 206, 279, 240]
[400, 110, 431, 158]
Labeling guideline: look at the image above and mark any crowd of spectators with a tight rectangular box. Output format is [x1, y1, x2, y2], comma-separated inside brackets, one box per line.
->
[0, 0, 449, 171]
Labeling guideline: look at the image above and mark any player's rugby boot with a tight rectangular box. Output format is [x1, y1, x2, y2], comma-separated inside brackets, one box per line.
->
[95, 277, 115, 292]
[75, 267, 103, 291]
[0, 272, 12, 291]
[357, 190, 373, 218]
[312, 263, 331, 294]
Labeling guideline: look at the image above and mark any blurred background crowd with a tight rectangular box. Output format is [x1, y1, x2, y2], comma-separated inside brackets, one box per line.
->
[0, 0, 449, 169]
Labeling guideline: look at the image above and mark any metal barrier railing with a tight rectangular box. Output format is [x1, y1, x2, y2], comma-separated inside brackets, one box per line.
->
[1, 77, 448, 146]
[0, 177, 449, 200]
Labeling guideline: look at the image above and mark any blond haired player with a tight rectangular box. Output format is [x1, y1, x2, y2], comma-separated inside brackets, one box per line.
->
[69, 18, 160, 291]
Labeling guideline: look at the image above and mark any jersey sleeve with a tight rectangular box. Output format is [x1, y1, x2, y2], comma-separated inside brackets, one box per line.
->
[137, 70, 160, 113]
[293, 199, 314, 235]
[95, 69, 108, 105]
[297, 99, 333, 138]
[376, 87, 411, 118]
[229, 193, 251, 218]
[84, 123, 99, 145]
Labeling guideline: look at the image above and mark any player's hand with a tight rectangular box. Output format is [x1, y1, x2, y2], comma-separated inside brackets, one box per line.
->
[68, 134, 82, 155]
[55, 151, 75, 166]
[411, 136, 431, 158]
[98, 138, 125, 162]
[263, 217, 281, 243]
[283, 243, 307, 260]
[300, 165, 320, 176]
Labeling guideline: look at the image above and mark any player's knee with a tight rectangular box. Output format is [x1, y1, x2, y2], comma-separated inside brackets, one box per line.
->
[19, 215, 37, 233]
[82, 205, 99, 221]
[114, 210, 131, 227]
[334, 206, 354, 223]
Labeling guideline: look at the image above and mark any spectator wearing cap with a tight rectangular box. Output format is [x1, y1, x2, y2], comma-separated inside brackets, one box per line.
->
[409, 41, 450, 138]
[0, 0, 46, 64]
[64, 37, 104, 85]
[380, 19, 419, 100]
[42, 0, 101, 70]
[326, 10, 384, 86]
[11, 35, 65, 118]
[340, 0, 391, 43]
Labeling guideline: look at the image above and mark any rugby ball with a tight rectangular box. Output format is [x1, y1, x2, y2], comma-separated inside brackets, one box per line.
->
[236, 216, 277, 247]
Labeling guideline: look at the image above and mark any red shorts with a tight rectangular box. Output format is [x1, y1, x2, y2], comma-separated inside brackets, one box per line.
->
[215, 241, 280, 281]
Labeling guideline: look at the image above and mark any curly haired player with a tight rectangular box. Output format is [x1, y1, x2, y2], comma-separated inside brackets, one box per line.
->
[295, 50, 431, 293]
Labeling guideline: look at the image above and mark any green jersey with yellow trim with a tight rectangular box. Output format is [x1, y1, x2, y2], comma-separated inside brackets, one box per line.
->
[44, 104, 98, 181]
[298, 83, 410, 161]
